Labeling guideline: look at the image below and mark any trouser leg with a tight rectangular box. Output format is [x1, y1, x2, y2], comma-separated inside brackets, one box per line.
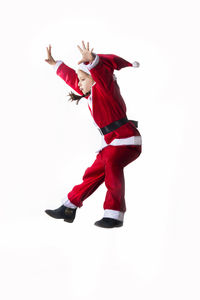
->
[67, 152, 105, 207]
[102, 145, 142, 220]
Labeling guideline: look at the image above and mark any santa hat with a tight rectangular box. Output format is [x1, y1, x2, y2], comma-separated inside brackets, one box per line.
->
[77, 62, 92, 75]
[98, 54, 140, 70]
[77, 54, 139, 75]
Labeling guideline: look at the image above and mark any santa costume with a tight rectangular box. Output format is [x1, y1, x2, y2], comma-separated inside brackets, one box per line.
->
[46, 53, 142, 227]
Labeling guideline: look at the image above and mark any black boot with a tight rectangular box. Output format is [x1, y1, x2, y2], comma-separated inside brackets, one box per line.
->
[94, 218, 123, 228]
[45, 205, 77, 223]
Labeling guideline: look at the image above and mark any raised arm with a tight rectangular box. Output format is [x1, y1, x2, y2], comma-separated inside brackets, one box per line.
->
[86, 54, 115, 91]
[45, 45, 83, 95]
[77, 41, 114, 92]
[55, 62, 83, 95]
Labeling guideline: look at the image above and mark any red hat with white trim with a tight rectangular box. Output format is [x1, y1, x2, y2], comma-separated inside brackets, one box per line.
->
[77, 54, 140, 75]
[77, 62, 91, 75]
[98, 54, 140, 70]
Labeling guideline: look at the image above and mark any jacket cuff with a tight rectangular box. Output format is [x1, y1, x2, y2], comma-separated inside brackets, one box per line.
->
[53, 60, 63, 72]
[87, 54, 100, 70]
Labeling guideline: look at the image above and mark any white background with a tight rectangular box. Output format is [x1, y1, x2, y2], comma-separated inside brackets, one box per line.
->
[0, 0, 200, 299]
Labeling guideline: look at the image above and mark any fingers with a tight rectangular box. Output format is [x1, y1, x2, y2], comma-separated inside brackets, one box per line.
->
[77, 41, 85, 53]
[45, 44, 54, 64]
[49, 44, 52, 55]
[77, 45, 83, 53]
[82, 40, 86, 49]
[46, 47, 49, 56]
[46, 44, 52, 58]
[77, 41, 92, 52]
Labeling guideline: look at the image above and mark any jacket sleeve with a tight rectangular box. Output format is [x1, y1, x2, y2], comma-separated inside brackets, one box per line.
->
[86, 55, 115, 92]
[54, 61, 83, 95]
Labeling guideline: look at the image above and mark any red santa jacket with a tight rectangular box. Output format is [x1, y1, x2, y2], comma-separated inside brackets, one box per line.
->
[54, 54, 142, 151]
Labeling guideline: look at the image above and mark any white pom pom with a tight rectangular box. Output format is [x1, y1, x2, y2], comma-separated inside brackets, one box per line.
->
[132, 61, 140, 68]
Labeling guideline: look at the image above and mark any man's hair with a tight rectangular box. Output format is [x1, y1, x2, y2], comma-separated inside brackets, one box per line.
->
[68, 91, 91, 105]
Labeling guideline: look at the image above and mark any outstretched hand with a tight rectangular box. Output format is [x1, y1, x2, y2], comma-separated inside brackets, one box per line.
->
[77, 41, 95, 65]
[45, 44, 56, 65]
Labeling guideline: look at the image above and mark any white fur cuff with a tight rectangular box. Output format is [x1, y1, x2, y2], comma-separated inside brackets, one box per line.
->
[104, 209, 124, 221]
[62, 197, 77, 209]
[54, 60, 63, 72]
[87, 54, 100, 70]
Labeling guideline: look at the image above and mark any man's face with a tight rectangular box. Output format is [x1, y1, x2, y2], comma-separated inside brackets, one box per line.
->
[77, 70, 94, 95]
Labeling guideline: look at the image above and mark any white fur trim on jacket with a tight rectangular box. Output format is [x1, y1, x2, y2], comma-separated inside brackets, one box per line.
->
[87, 54, 100, 70]
[54, 60, 63, 72]
[77, 54, 99, 75]
[95, 135, 142, 153]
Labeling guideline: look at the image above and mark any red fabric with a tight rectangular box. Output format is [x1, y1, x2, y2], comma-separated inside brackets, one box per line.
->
[56, 54, 142, 213]
[56, 55, 141, 143]
[67, 145, 142, 212]
[98, 54, 133, 71]
[56, 63, 83, 95]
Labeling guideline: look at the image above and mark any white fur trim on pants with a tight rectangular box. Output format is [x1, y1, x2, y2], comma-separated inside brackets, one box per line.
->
[62, 197, 77, 209]
[104, 209, 124, 221]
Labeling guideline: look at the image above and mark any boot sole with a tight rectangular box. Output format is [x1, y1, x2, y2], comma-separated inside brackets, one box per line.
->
[64, 219, 74, 223]
[94, 223, 123, 228]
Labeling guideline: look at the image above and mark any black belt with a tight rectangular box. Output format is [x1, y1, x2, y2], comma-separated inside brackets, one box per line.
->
[98, 117, 138, 135]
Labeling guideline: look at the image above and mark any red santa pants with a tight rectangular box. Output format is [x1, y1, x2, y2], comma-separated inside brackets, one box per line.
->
[67, 145, 141, 216]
